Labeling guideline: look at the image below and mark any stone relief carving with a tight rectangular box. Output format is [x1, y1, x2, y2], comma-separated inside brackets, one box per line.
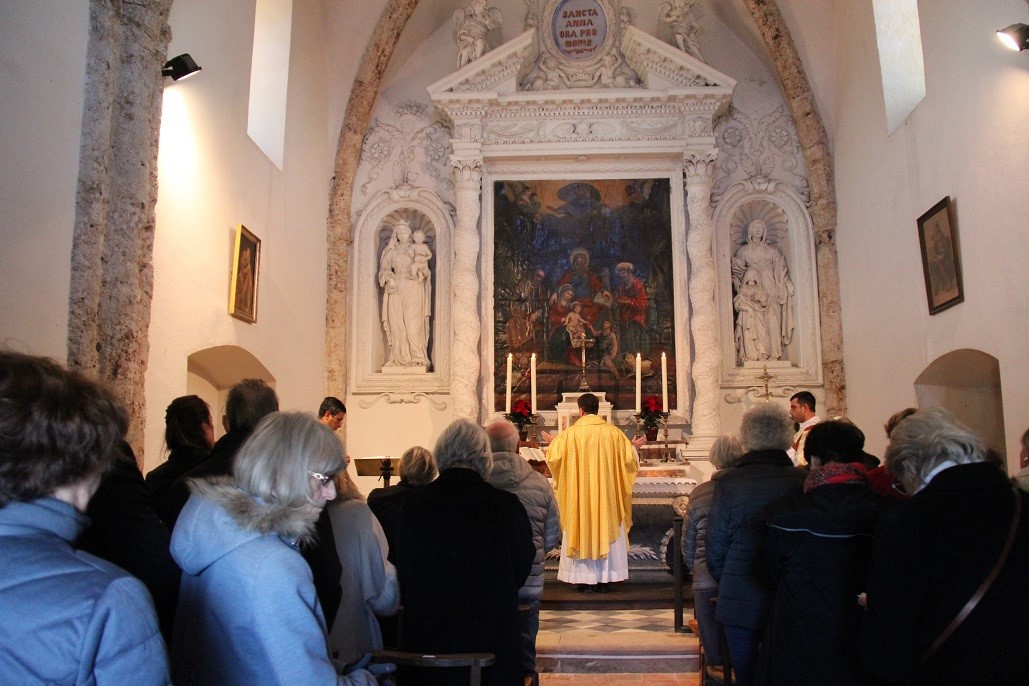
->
[730, 215, 795, 365]
[358, 101, 453, 200]
[660, 0, 704, 61]
[712, 93, 807, 203]
[378, 218, 433, 370]
[454, 0, 503, 68]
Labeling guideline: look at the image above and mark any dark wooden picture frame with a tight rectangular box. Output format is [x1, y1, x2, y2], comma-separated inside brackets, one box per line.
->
[229, 224, 260, 323]
[917, 196, 963, 315]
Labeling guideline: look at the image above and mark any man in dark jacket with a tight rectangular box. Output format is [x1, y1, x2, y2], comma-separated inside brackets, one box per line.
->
[759, 420, 884, 685]
[485, 420, 560, 679]
[162, 378, 278, 529]
[706, 403, 806, 686]
[397, 419, 534, 686]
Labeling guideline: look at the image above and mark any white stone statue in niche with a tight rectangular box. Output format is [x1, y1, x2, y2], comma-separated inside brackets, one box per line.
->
[731, 219, 795, 363]
[379, 219, 432, 370]
[454, 0, 502, 68]
[733, 268, 770, 364]
[660, 0, 704, 61]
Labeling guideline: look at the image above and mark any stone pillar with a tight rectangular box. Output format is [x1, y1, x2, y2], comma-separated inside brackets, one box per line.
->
[450, 156, 484, 420]
[683, 151, 721, 436]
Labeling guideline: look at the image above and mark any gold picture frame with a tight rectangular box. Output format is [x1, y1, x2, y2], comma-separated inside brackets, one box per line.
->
[916, 197, 963, 315]
[229, 224, 260, 323]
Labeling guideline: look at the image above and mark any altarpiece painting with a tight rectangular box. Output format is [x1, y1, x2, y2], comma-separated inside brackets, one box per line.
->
[493, 178, 678, 413]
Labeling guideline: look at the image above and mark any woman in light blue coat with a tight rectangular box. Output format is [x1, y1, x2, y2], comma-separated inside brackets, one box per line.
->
[0, 352, 170, 686]
[171, 411, 383, 686]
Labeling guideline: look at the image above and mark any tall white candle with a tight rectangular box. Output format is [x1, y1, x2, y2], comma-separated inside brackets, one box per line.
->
[635, 353, 642, 413]
[661, 352, 669, 412]
[505, 353, 513, 414]
[530, 353, 537, 414]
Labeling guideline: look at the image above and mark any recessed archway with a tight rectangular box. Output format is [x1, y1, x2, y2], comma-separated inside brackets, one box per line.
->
[187, 345, 276, 440]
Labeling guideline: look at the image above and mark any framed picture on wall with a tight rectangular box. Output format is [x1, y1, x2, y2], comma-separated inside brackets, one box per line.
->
[917, 196, 963, 315]
[229, 224, 260, 323]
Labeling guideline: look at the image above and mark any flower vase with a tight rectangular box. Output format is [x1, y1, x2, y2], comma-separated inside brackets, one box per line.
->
[518, 427, 529, 442]
[644, 426, 659, 441]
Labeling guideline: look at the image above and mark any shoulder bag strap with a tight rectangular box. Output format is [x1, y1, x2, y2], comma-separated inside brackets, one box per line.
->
[919, 482, 1022, 664]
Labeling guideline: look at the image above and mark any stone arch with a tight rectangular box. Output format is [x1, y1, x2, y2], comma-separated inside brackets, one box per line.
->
[915, 349, 1006, 459]
[187, 345, 276, 441]
[325, 0, 843, 416]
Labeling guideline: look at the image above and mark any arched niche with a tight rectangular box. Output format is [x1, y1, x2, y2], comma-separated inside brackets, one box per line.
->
[915, 349, 1006, 458]
[187, 345, 276, 440]
[714, 179, 821, 387]
[350, 185, 453, 398]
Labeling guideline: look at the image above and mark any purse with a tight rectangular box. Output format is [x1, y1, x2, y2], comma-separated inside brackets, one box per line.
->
[919, 482, 1022, 665]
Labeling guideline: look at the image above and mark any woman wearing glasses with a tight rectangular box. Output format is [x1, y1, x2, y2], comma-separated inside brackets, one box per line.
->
[170, 411, 380, 685]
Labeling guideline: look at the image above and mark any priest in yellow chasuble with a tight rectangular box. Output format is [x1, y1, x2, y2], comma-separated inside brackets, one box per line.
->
[546, 393, 638, 592]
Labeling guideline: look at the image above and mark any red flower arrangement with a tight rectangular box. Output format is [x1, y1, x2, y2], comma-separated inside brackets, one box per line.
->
[636, 395, 668, 431]
[506, 399, 535, 431]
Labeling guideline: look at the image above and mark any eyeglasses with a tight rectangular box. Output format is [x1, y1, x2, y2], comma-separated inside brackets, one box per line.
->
[309, 471, 334, 486]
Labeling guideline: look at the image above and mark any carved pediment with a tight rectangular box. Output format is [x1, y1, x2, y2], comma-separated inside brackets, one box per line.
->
[620, 26, 735, 91]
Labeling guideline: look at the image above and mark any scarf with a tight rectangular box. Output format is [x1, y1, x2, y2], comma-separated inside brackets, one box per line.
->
[804, 461, 867, 494]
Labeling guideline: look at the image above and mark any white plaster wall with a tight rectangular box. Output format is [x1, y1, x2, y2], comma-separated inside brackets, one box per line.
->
[0, 0, 88, 360]
[146, 0, 336, 471]
[829, 0, 1029, 466]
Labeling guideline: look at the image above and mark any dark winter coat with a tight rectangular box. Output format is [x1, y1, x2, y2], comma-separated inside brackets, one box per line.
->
[706, 449, 806, 630]
[682, 468, 727, 592]
[859, 462, 1029, 685]
[162, 429, 250, 529]
[367, 479, 421, 565]
[396, 467, 535, 686]
[145, 445, 209, 524]
[759, 480, 884, 685]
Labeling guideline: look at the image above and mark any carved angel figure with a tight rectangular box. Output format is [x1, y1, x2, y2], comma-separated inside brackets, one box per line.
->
[731, 220, 795, 362]
[454, 0, 502, 68]
[660, 0, 704, 61]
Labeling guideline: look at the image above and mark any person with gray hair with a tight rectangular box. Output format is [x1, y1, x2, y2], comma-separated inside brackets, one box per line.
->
[682, 434, 744, 680]
[368, 445, 438, 566]
[859, 409, 1029, 684]
[396, 419, 534, 685]
[170, 411, 383, 686]
[706, 404, 806, 686]
[485, 420, 560, 680]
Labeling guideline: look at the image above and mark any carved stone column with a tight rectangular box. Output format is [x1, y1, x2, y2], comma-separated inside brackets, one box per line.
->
[450, 156, 484, 420]
[684, 151, 721, 435]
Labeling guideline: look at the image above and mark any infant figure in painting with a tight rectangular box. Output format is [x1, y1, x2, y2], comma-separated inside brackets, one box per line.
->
[409, 229, 432, 282]
[563, 302, 595, 341]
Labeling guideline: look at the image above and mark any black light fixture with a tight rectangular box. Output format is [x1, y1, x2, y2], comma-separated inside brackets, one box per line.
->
[162, 53, 202, 81]
[996, 23, 1029, 52]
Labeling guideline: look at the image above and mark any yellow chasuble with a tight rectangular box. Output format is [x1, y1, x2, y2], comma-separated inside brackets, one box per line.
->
[545, 414, 638, 560]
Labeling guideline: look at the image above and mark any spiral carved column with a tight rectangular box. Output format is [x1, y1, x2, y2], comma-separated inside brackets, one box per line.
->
[684, 152, 721, 435]
[450, 157, 484, 420]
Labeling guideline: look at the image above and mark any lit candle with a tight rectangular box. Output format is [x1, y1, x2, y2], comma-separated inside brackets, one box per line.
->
[530, 353, 537, 414]
[635, 353, 642, 413]
[505, 353, 512, 414]
[661, 352, 668, 412]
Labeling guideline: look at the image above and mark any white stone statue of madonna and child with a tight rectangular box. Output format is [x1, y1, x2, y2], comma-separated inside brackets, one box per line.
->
[379, 219, 432, 372]
[731, 219, 795, 366]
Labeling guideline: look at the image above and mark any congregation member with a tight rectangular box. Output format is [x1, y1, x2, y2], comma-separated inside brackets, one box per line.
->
[0, 352, 170, 685]
[545, 392, 638, 593]
[759, 420, 884, 685]
[171, 411, 382, 685]
[485, 420, 561, 681]
[706, 403, 806, 686]
[865, 407, 918, 500]
[319, 396, 348, 431]
[80, 440, 181, 642]
[147, 394, 214, 525]
[397, 418, 534, 686]
[859, 409, 1029, 685]
[1014, 427, 1029, 492]
[163, 378, 278, 527]
[325, 471, 400, 665]
[367, 444, 438, 564]
[682, 434, 744, 684]
[786, 390, 820, 467]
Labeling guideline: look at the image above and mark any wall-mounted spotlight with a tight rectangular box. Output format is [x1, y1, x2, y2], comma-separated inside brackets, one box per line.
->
[997, 23, 1029, 52]
[162, 53, 202, 81]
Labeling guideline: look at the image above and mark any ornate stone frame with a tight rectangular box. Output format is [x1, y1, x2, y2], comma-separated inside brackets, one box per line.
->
[350, 185, 453, 398]
[714, 180, 822, 386]
[429, 25, 735, 433]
